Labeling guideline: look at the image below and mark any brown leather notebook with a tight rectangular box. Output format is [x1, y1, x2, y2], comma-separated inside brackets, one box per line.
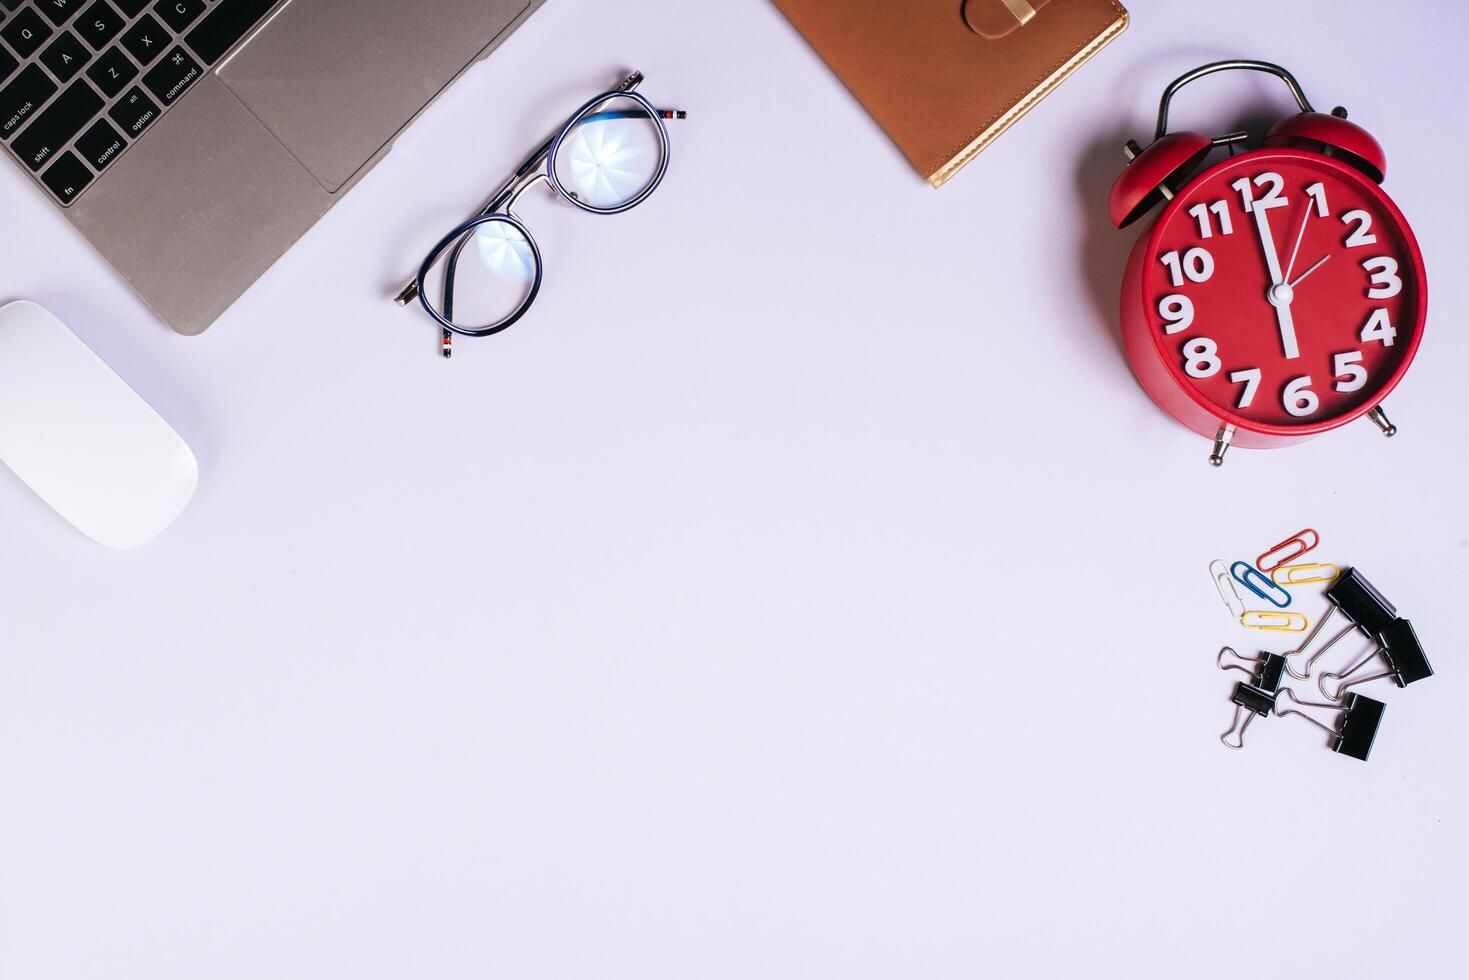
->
[775, 0, 1129, 187]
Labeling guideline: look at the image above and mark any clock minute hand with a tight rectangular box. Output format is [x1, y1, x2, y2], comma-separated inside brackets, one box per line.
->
[1251, 202, 1286, 286]
[1251, 204, 1300, 360]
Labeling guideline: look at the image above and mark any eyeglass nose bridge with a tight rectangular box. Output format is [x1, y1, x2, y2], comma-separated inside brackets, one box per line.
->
[504, 171, 553, 221]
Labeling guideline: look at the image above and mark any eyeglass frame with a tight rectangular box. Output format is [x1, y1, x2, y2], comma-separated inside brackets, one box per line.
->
[394, 71, 677, 346]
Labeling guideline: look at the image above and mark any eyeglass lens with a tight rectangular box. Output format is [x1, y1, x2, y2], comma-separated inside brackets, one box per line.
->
[553, 95, 667, 211]
[420, 217, 539, 333]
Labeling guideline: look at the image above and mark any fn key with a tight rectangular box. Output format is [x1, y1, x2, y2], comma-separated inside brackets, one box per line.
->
[41, 151, 94, 205]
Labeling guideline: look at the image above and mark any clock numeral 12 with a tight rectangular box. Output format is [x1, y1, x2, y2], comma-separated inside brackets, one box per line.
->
[1231, 172, 1287, 212]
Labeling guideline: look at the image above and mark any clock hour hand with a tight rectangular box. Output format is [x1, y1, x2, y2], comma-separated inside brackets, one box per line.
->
[1251, 203, 1300, 359]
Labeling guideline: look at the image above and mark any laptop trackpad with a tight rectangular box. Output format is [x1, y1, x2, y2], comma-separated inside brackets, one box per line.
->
[217, 0, 530, 192]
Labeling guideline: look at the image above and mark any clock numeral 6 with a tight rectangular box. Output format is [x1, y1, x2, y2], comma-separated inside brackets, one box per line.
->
[1363, 256, 1402, 299]
[1183, 337, 1221, 378]
[1157, 294, 1194, 334]
[1333, 351, 1368, 393]
[1283, 376, 1319, 418]
[1160, 247, 1214, 287]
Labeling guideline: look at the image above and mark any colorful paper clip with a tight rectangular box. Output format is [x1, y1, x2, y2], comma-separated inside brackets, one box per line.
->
[1230, 561, 1291, 608]
[1210, 559, 1245, 617]
[1241, 611, 1309, 632]
[1270, 563, 1340, 587]
[1256, 528, 1320, 573]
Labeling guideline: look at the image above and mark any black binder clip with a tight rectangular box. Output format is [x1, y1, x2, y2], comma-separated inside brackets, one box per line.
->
[1284, 568, 1397, 679]
[1318, 617, 1433, 701]
[1275, 688, 1386, 762]
[1218, 647, 1287, 749]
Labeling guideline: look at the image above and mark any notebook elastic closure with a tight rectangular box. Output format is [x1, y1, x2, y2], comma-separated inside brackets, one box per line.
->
[965, 0, 1053, 40]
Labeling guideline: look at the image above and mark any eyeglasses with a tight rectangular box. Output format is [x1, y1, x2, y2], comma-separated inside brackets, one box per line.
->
[393, 71, 686, 358]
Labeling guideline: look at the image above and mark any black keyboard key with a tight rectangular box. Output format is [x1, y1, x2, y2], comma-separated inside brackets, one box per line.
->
[120, 13, 165, 64]
[85, 44, 133, 95]
[75, 114, 123, 169]
[113, 0, 150, 14]
[38, 0, 86, 28]
[184, 0, 273, 65]
[40, 30, 89, 82]
[40, 148, 92, 202]
[2, 8, 52, 57]
[0, 45, 18, 85]
[141, 44, 198, 105]
[0, 0, 23, 10]
[12, 77, 102, 170]
[0, 63, 57, 138]
[75, 0, 123, 51]
[152, 0, 203, 32]
[106, 84, 156, 136]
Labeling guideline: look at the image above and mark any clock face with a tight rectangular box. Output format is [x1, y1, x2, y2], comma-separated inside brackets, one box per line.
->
[1141, 149, 1425, 433]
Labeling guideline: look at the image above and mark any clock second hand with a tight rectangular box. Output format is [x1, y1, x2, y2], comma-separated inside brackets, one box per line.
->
[1289, 253, 1330, 289]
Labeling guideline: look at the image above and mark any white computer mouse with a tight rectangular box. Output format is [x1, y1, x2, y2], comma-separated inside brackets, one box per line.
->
[0, 300, 198, 549]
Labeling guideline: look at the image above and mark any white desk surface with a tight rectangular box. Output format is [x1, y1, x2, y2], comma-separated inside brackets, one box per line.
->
[3, 1, 1466, 976]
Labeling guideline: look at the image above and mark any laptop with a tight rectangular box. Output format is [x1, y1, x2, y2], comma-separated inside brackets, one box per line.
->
[0, 0, 547, 335]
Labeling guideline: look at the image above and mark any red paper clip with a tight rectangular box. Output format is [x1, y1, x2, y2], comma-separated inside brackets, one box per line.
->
[1256, 529, 1320, 573]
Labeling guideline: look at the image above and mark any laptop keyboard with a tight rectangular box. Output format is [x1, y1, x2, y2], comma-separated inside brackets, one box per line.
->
[0, 0, 277, 206]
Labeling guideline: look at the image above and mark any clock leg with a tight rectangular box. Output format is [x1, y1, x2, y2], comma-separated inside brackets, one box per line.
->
[1209, 424, 1236, 467]
[1366, 405, 1397, 437]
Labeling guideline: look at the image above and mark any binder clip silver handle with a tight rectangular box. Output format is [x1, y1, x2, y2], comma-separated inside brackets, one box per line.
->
[1319, 647, 1393, 701]
[1319, 618, 1432, 702]
[1275, 688, 1386, 761]
[1283, 605, 1360, 680]
[1221, 681, 1275, 750]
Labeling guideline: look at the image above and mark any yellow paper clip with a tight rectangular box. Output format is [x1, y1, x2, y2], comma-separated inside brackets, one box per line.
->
[1241, 611, 1309, 632]
[1270, 563, 1340, 587]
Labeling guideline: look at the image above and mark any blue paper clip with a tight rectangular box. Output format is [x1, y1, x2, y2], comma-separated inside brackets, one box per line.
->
[1231, 561, 1291, 608]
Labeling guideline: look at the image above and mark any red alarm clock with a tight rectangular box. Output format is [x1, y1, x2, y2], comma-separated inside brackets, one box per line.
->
[1110, 61, 1426, 465]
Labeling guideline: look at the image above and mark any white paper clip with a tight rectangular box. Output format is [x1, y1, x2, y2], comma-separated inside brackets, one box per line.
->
[1241, 611, 1309, 633]
[1210, 559, 1245, 618]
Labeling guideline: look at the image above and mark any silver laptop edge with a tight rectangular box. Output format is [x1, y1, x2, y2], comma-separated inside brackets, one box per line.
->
[3, 0, 547, 335]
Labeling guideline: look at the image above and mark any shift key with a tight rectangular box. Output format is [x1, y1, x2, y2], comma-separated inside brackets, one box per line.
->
[12, 79, 103, 172]
[143, 46, 203, 106]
